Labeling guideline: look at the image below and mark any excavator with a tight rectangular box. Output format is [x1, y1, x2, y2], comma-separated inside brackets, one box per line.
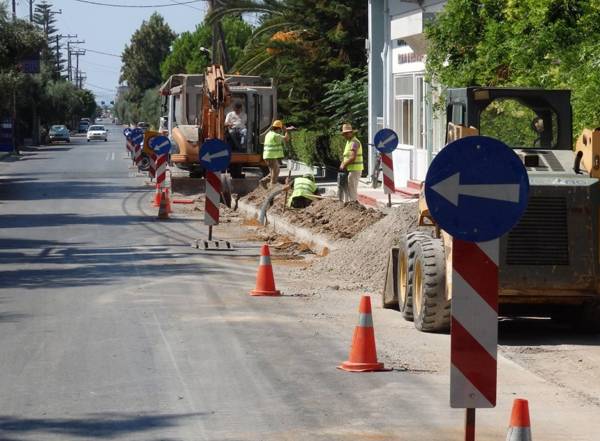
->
[383, 87, 600, 333]
[159, 68, 276, 178]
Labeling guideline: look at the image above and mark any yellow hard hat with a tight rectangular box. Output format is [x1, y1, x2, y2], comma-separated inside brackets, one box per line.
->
[272, 120, 284, 129]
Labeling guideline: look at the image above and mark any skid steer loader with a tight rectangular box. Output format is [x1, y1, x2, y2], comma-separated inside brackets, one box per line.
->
[383, 87, 600, 333]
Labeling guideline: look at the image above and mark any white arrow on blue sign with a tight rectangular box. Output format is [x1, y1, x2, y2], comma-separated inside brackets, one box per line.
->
[424, 136, 529, 242]
[200, 139, 231, 172]
[149, 135, 171, 155]
[131, 128, 144, 145]
[374, 128, 399, 154]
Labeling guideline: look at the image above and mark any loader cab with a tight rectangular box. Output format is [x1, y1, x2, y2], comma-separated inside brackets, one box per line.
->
[445, 87, 572, 150]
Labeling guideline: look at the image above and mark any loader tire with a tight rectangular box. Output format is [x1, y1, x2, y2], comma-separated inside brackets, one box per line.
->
[412, 237, 450, 333]
[399, 231, 432, 321]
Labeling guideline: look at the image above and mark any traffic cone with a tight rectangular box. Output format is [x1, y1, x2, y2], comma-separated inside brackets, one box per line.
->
[250, 244, 281, 296]
[152, 184, 161, 207]
[338, 295, 386, 372]
[165, 187, 173, 213]
[158, 189, 169, 219]
[506, 398, 532, 441]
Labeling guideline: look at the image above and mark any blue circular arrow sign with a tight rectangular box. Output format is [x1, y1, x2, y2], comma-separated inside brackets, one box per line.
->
[123, 128, 132, 138]
[131, 128, 144, 145]
[149, 135, 171, 155]
[374, 128, 399, 154]
[424, 136, 529, 242]
[199, 139, 231, 172]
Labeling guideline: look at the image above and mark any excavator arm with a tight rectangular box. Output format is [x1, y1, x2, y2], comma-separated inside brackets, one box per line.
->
[200, 64, 231, 143]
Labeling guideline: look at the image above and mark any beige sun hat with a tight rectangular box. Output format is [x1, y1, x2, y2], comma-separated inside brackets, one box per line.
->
[341, 123, 356, 134]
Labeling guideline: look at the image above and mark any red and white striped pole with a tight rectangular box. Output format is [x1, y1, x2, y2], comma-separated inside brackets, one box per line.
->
[204, 171, 221, 240]
[149, 152, 157, 181]
[451, 238, 499, 441]
[126, 138, 134, 157]
[133, 143, 142, 168]
[381, 152, 395, 207]
[152, 153, 168, 207]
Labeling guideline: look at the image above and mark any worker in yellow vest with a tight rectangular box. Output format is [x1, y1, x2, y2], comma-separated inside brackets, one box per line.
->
[339, 123, 363, 202]
[286, 174, 318, 208]
[262, 120, 289, 186]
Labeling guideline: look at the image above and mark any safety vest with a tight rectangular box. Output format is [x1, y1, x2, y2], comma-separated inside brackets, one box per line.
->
[263, 130, 285, 159]
[343, 137, 363, 171]
[287, 177, 317, 207]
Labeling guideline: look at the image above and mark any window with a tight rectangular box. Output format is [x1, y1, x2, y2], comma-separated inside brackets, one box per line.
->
[393, 74, 426, 148]
[479, 99, 558, 149]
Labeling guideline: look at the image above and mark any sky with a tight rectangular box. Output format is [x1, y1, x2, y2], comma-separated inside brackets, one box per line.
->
[14, 0, 210, 103]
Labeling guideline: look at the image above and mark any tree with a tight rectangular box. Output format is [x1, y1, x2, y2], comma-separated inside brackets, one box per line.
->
[120, 13, 176, 101]
[208, 0, 368, 130]
[33, 1, 61, 76]
[160, 15, 253, 79]
[425, 0, 600, 136]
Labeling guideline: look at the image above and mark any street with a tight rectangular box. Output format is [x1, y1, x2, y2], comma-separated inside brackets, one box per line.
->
[0, 126, 599, 441]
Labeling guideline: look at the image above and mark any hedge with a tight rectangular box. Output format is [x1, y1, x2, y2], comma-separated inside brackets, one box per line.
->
[288, 129, 366, 168]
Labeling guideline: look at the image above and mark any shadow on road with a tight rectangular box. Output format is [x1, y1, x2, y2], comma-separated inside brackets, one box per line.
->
[0, 213, 150, 228]
[0, 180, 144, 201]
[0, 245, 219, 290]
[499, 317, 600, 346]
[0, 412, 206, 439]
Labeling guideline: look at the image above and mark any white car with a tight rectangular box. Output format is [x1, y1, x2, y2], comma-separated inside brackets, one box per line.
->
[87, 125, 108, 142]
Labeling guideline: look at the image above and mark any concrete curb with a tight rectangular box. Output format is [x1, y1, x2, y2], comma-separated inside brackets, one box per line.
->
[237, 200, 341, 256]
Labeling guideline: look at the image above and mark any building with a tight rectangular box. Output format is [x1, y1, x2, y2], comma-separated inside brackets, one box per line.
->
[368, 0, 447, 189]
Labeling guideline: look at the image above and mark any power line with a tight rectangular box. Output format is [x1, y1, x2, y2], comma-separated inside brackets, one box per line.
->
[82, 48, 122, 58]
[85, 82, 116, 92]
[72, 0, 204, 7]
[168, 0, 206, 11]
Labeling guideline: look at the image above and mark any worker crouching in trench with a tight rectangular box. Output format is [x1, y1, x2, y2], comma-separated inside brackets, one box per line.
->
[285, 174, 319, 208]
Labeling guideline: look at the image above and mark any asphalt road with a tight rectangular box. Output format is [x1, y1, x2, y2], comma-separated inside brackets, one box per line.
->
[0, 128, 453, 441]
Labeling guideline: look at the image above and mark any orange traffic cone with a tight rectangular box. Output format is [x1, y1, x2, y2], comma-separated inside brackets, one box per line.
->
[152, 184, 161, 207]
[250, 244, 281, 296]
[506, 399, 532, 441]
[158, 189, 169, 219]
[338, 295, 386, 372]
[165, 188, 173, 213]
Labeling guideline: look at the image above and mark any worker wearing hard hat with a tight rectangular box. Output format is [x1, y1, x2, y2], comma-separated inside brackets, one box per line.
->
[339, 123, 363, 202]
[287, 173, 318, 208]
[262, 120, 289, 186]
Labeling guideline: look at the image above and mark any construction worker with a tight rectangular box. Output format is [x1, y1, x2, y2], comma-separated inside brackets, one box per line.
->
[225, 102, 247, 149]
[339, 123, 363, 202]
[262, 120, 289, 186]
[287, 173, 318, 208]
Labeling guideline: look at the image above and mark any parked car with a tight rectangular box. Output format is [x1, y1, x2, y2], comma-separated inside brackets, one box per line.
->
[137, 121, 150, 132]
[48, 125, 70, 143]
[78, 121, 90, 133]
[87, 125, 108, 142]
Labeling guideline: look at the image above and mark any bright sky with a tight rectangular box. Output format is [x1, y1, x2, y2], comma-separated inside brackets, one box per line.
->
[14, 0, 209, 102]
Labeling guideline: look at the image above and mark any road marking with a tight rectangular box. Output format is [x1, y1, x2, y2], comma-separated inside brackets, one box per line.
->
[111, 152, 115, 161]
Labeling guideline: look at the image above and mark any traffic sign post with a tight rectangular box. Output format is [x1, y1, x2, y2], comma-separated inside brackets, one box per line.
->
[424, 136, 529, 441]
[199, 139, 232, 240]
[374, 128, 399, 206]
[149, 136, 172, 210]
[131, 129, 144, 168]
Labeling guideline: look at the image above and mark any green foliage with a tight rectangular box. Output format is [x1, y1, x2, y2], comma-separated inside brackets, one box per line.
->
[160, 16, 253, 80]
[322, 68, 367, 133]
[139, 88, 161, 129]
[120, 13, 176, 101]
[212, 0, 367, 130]
[288, 129, 319, 165]
[425, 0, 600, 137]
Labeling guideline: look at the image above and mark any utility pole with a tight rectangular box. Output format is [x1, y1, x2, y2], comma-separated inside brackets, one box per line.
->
[72, 49, 86, 88]
[29, 0, 34, 22]
[206, 0, 230, 71]
[56, 34, 76, 80]
[12, 0, 16, 22]
[67, 40, 84, 83]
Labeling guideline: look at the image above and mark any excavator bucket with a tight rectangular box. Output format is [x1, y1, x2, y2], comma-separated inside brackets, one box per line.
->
[382, 247, 399, 309]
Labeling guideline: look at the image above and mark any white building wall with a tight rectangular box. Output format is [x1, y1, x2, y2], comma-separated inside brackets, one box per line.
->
[368, 0, 448, 188]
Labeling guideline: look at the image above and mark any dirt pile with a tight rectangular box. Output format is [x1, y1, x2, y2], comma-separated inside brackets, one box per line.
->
[297, 201, 420, 291]
[240, 184, 384, 240]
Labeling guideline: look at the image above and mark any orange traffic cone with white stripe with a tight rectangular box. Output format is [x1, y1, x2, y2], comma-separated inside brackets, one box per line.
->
[250, 244, 281, 296]
[506, 398, 532, 441]
[338, 295, 386, 372]
[158, 189, 169, 219]
[152, 184, 161, 207]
